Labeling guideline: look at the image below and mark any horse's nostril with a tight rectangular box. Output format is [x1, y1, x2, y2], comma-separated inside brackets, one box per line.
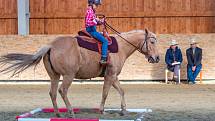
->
[156, 56, 160, 61]
[156, 56, 160, 62]
[148, 57, 152, 63]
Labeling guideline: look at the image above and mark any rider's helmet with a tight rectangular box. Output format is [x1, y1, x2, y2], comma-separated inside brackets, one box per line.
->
[88, 0, 102, 6]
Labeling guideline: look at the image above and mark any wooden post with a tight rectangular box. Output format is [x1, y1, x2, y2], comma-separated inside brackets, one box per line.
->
[199, 65, 203, 84]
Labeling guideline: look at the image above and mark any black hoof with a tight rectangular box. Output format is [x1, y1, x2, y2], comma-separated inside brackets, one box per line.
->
[120, 110, 129, 116]
[68, 112, 75, 118]
[56, 113, 61, 117]
[99, 109, 104, 114]
[69, 114, 75, 118]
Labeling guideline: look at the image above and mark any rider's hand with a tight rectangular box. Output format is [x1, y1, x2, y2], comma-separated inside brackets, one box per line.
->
[96, 18, 104, 25]
[95, 17, 100, 22]
[96, 20, 103, 25]
[192, 66, 196, 72]
[100, 18, 105, 23]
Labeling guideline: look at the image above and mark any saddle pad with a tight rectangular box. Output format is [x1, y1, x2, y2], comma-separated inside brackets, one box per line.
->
[76, 36, 118, 53]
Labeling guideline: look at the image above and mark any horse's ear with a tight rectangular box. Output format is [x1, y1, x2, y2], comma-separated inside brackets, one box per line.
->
[145, 28, 149, 34]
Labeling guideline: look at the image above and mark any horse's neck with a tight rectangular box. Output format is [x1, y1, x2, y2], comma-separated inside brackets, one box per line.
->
[117, 32, 145, 60]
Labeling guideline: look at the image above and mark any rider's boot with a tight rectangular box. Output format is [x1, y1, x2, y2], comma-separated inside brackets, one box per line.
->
[100, 57, 107, 64]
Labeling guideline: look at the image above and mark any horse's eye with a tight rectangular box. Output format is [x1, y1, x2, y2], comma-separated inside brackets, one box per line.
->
[151, 41, 155, 44]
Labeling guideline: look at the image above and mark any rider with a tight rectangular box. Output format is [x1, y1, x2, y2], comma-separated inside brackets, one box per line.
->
[85, 0, 108, 64]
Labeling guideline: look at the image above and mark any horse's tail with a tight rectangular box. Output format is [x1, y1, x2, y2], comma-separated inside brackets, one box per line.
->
[0, 45, 52, 77]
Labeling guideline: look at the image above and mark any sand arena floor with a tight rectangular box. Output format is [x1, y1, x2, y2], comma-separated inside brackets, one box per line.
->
[0, 84, 215, 121]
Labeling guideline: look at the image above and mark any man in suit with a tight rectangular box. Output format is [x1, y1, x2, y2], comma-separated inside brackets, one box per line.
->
[186, 39, 202, 84]
[165, 40, 183, 83]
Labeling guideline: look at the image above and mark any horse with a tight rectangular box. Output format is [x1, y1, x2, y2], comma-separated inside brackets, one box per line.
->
[0, 29, 159, 117]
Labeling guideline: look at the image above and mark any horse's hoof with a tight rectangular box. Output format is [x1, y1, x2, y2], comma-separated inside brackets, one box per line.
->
[56, 113, 61, 117]
[69, 114, 75, 118]
[68, 111, 75, 118]
[99, 109, 104, 114]
[68, 110, 75, 118]
[102, 111, 108, 115]
[120, 110, 129, 116]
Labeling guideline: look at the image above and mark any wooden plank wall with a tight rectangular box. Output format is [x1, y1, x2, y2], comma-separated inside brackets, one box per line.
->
[1, 0, 215, 34]
[0, 0, 17, 34]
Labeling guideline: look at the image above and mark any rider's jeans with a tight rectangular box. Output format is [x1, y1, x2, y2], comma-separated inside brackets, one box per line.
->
[86, 26, 108, 58]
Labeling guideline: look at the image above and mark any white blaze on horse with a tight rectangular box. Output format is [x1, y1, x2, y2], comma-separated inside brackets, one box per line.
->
[0, 29, 159, 117]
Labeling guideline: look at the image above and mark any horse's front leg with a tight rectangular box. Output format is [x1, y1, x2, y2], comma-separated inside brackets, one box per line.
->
[100, 75, 115, 114]
[112, 78, 128, 115]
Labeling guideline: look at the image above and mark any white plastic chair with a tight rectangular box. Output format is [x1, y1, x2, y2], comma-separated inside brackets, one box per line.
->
[165, 69, 180, 84]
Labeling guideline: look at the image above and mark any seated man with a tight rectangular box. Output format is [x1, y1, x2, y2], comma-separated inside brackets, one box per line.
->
[186, 39, 202, 84]
[165, 40, 183, 83]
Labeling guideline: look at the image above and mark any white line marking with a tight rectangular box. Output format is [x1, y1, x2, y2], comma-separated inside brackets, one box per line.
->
[18, 118, 50, 121]
[104, 108, 152, 113]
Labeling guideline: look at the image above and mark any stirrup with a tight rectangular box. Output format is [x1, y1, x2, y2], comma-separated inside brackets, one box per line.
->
[100, 59, 107, 65]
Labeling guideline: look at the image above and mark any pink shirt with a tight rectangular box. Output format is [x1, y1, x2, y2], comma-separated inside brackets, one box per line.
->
[85, 7, 97, 27]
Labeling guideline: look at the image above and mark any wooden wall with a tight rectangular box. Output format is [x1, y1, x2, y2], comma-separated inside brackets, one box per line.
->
[0, 0, 17, 34]
[1, 0, 215, 34]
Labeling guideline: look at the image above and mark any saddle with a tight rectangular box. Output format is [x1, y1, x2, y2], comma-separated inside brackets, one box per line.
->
[76, 30, 118, 54]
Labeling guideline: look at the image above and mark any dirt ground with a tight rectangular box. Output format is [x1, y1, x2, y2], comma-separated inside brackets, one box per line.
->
[0, 84, 215, 121]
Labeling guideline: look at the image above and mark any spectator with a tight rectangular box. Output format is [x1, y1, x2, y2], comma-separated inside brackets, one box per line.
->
[165, 40, 183, 83]
[186, 39, 202, 84]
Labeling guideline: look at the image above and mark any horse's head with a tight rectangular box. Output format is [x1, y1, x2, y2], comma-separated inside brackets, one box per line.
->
[138, 29, 160, 63]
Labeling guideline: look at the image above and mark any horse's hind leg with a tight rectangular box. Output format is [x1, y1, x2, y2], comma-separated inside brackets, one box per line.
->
[43, 54, 61, 117]
[112, 78, 127, 115]
[50, 79, 60, 117]
[59, 75, 75, 118]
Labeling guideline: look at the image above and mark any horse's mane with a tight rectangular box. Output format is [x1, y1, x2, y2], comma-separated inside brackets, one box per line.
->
[121, 30, 144, 35]
[110, 30, 144, 37]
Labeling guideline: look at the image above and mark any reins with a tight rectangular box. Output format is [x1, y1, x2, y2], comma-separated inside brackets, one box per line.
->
[104, 22, 148, 53]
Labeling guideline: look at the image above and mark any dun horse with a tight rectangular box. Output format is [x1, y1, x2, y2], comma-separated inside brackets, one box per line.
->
[0, 29, 159, 117]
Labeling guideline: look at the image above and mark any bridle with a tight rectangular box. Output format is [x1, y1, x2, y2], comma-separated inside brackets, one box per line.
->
[104, 22, 157, 54]
[140, 34, 157, 55]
